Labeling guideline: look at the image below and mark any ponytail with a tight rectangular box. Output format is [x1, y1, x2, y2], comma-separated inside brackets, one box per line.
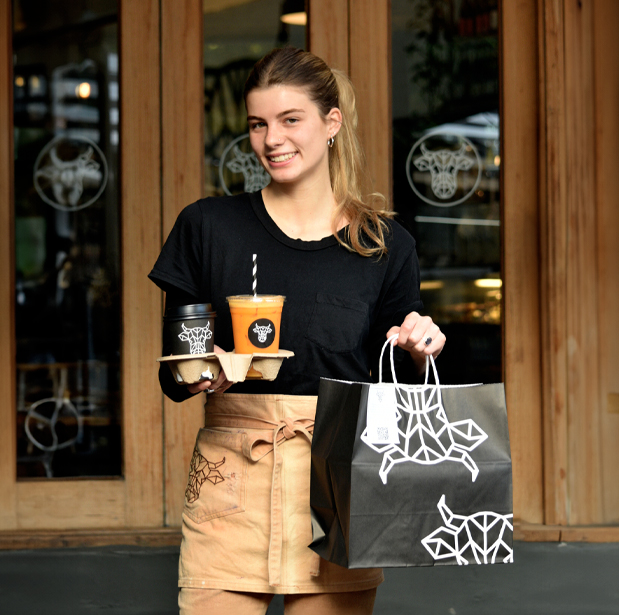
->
[245, 48, 393, 258]
[328, 70, 393, 257]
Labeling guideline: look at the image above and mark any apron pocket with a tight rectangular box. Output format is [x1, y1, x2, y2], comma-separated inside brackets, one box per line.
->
[183, 428, 247, 523]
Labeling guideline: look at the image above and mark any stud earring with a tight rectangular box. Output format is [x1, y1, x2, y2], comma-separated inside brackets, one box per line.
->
[327, 135, 335, 148]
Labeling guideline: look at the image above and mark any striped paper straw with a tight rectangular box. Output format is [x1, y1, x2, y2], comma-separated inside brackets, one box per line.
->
[252, 254, 257, 297]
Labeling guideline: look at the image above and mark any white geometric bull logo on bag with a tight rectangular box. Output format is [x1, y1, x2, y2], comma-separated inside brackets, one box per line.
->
[361, 381, 488, 484]
[421, 495, 513, 565]
[178, 322, 213, 354]
[252, 322, 273, 344]
[413, 143, 475, 200]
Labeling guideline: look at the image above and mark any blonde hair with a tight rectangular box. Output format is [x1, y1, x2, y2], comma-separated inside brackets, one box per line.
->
[244, 47, 394, 258]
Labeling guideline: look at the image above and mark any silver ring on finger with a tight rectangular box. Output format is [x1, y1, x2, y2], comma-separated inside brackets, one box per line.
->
[424, 337, 433, 346]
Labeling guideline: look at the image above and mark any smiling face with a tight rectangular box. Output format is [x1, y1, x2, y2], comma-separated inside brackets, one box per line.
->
[246, 85, 341, 188]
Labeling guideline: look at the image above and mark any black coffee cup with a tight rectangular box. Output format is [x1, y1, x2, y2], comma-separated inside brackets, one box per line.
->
[163, 304, 217, 355]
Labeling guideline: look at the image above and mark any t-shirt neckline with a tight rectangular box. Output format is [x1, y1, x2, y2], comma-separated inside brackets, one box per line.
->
[249, 191, 343, 251]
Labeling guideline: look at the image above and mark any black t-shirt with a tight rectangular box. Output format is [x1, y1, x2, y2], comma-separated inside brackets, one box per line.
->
[149, 191, 423, 400]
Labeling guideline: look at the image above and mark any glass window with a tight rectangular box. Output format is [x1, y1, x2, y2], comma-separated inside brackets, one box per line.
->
[392, 0, 501, 384]
[13, 0, 121, 478]
[202, 0, 306, 197]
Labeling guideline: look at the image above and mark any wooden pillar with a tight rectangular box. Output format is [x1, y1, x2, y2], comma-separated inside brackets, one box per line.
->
[0, 0, 17, 530]
[501, 0, 544, 524]
[310, 0, 391, 203]
[540, 0, 602, 525]
[121, 0, 164, 527]
[593, 0, 619, 524]
[309, 0, 349, 73]
[161, 0, 205, 526]
[349, 0, 392, 203]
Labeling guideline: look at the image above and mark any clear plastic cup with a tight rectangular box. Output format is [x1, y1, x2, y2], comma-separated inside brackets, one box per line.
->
[226, 295, 285, 354]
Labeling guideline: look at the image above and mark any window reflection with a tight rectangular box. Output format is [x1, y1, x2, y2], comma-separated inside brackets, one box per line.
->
[202, 0, 306, 196]
[13, 0, 121, 478]
[392, 0, 501, 384]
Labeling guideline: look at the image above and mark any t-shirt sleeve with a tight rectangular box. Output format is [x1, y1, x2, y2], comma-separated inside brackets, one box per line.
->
[148, 200, 204, 296]
[378, 247, 424, 328]
[373, 225, 424, 337]
[370, 225, 424, 384]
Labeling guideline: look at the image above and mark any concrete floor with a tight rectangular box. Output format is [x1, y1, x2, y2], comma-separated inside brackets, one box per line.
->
[0, 542, 618, 614]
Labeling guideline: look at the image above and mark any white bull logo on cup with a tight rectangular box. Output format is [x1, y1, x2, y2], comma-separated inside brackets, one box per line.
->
[253, 323, 273, 344]
[178, 322, 212, 354]
[413, 143, 475, 200]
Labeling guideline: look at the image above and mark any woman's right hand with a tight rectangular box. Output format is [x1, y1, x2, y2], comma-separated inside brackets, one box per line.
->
[187, 345, 233, 395]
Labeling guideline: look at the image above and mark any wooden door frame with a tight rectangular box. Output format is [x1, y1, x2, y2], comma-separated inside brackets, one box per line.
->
[160, 0, 205, 527]
[501, 0, 544, 525]
[0, 0, 17, 531]
[0, 0, 164, 533]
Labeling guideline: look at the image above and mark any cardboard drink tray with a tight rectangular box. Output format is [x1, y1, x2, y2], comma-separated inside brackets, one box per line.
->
[157, 350, 294, 384]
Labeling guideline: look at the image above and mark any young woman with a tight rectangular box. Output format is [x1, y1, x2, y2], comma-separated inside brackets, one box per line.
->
[150, 47, 446, 615]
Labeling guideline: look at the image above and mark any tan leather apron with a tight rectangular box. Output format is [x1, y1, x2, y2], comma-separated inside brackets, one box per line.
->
[178, 393, 384, 594]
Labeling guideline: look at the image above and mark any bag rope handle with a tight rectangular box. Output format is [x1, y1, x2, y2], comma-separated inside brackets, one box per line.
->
[379, 334, 440, 386]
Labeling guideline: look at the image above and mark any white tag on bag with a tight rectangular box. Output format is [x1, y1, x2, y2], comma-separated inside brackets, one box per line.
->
[365, 384, 399, 444]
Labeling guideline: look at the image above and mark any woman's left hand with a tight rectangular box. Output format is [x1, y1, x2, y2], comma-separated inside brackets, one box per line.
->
[387, 312, 446, 372]
[187, 345, 233, 395]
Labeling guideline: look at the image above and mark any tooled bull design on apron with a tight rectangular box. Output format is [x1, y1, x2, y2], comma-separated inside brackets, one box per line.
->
[185, 445, 225, 503]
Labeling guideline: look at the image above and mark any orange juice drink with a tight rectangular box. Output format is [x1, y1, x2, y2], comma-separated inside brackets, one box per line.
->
[226, 295, 285, 354]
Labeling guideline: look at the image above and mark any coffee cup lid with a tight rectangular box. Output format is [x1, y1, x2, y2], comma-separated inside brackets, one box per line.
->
[164, 303, 216, 318]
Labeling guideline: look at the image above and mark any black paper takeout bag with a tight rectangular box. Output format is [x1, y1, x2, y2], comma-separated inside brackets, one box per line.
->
[309, 336, 513, 568]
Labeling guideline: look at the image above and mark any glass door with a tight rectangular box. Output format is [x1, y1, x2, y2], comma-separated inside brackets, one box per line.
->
[13, 0, 121, 479]
[0, 0, 164, 531]
[392, 0, 501, 384]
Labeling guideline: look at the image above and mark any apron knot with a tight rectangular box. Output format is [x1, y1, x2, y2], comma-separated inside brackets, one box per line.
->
[202, 410, 315, 588]
[282, 417, 297, 439]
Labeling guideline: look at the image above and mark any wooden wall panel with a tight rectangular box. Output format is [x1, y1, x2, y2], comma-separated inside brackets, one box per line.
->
[349, 0, 391, 203]
[16, 481, 125, 530]
[539, 0, 570, 526]
[593, 0, 619, 523]
[501, 0, 544, 524]
[0, 0, 17, 530]
[161, 0, 205, 527]
[309, 0, 349, 73]
[121, 0, 164, 527]
[0, 527, 181, 550]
